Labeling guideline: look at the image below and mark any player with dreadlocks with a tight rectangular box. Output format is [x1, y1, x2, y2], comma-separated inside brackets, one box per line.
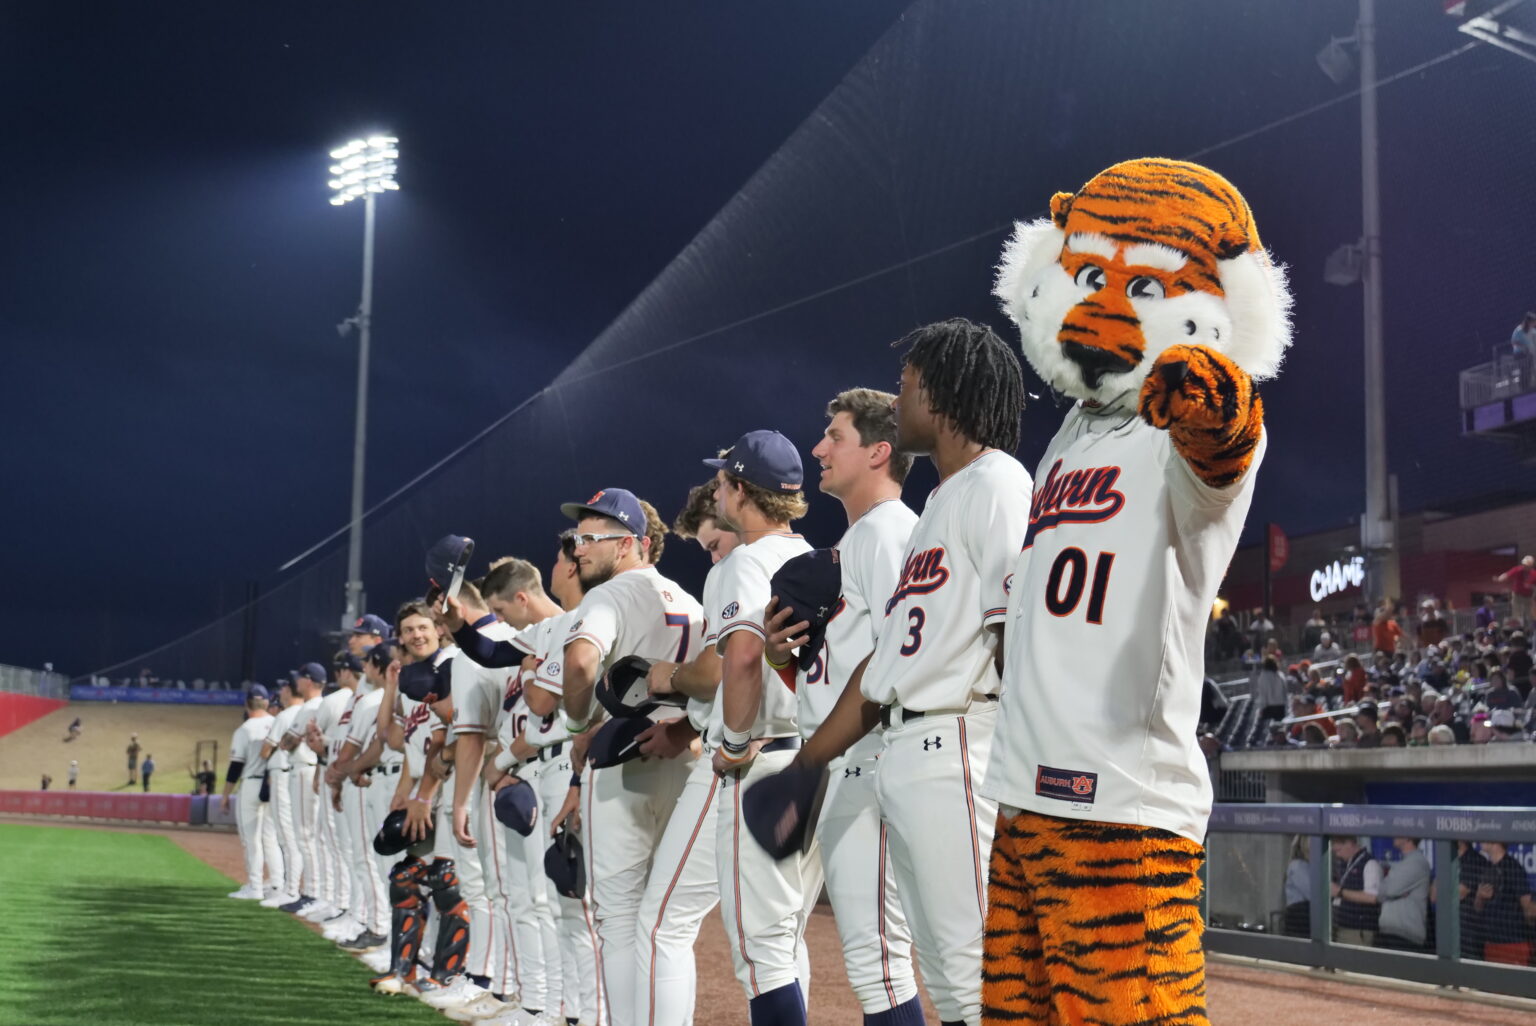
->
[751, 317, 1032, 1026]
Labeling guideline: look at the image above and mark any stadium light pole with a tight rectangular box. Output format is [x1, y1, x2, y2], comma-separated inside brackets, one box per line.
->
[328, 135, 399, 631]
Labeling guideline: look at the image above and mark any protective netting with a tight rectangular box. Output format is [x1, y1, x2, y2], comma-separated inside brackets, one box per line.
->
[89, 0, 1536, 683]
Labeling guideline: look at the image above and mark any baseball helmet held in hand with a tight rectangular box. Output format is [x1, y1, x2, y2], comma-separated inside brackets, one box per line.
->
[596, 655, 686, 719]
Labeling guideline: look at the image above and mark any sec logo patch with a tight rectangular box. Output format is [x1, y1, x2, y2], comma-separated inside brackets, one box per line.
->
[567, 619, 582, 634]
[545, 661, 561, 676]
[722, 602, 739, 619]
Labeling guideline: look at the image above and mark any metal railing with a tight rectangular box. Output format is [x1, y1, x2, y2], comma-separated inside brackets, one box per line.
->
[0, 663, 69, 700]
[1461, 347, 1536, 408]
[1204, 803, 1536, 998]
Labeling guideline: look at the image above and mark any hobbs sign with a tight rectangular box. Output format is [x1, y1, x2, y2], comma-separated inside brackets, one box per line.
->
[1310, 555, 1366, 602]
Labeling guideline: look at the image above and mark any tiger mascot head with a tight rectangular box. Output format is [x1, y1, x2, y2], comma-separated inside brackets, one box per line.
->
[994, 157, 1291, 409]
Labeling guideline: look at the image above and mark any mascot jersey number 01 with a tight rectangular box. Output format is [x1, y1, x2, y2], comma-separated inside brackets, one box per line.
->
[979, 158, 1293, 1025]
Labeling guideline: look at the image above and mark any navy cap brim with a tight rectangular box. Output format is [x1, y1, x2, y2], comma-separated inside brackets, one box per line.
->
[560, 501, 642, 536]
[701, 457, 728, 473]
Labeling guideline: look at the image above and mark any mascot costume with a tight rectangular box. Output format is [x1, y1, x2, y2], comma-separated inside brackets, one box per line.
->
[980, 158, 1292, 1025]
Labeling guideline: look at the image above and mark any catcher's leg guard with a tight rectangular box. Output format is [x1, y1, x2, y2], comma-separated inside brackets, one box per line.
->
[388, 856, 428, 977]
[425, 856, 471, 982]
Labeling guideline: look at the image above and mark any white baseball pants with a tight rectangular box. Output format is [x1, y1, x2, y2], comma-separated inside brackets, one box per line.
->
[542, 755, 603, 1026]
[236, 776, 283, 889]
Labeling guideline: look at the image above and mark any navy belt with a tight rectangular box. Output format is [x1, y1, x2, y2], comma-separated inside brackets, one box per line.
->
[537, 742, 566, 762]
[880, 694, 998, 729]
[378, 764, 402, 775]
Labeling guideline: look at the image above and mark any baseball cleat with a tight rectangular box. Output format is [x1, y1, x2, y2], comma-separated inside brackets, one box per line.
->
[227, 885, 263, 900]
[260, 890, 296, 908]
[322, 916, 362, 941]
[278, 895, 313, 914]
[358, 949, 392, 974]
[443, 992, 515, 1022]
[300, 900, 338, 922]
[369, 972, 419, 996]
[416, 976, 479, 1009]
[338, 930, 386, 951]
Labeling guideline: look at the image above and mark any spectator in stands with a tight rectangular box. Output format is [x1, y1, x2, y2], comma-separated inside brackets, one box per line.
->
[140, 753, 155, 792]
[1470, 708, 1494, 744]
[1330, 836, 1381, 947]
[1512, 312, 1536, 365]
[1494, 556, 1536, 627]
[1378, 723, 1405, 748]
[1430, 695, 1471, 744]
[63, 717, 81, 742]
[1288, 694, 1334, 742]
[1417, 598, 1449, 647]
[1332, 717, 1360, 748]
[1471, 841, 1535, 966]
[1506, 634, 1533, 699]
[1477, 597, 1498, 630]
[1458, 841, 1493, 959]
[1428, 724, 1457, 745]
[1253, 656, 1287, 720]
[1408, 716, 1431, 746]
[1302, 609, 1327, 651]
[1283, 835, 1313, 937]
[1213, 609, 1242, 662]
[125, 734, 141, 787]
[1312, 632, 1343, 665]
[1354, 702, 1382, 748]
[1247, 608, 1275, 654]
[1372, 838, 1432, 951]
[1485, 668, 1520, 710]
[1372, 608, 1402, 656]
[1302, 723, 1329, 747]
[67, 761, 77, 789]
[1341, 655, 1367, 704]
[1488, 708, 1527, 742]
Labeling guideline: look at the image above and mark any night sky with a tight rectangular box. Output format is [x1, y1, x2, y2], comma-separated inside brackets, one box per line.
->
[5, 1, 1536, 678]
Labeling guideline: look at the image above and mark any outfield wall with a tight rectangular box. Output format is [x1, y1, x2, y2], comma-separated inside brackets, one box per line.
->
[0, 789, 237, 826]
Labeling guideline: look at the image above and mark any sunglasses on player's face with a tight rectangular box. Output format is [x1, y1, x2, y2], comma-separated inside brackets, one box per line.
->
[571, 532, 628, 549]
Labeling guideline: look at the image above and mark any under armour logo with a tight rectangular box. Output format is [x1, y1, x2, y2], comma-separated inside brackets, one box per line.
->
[922, 737, 942, 751]
[734, 461, 745, 472]
[843, 766, 862, 778]
[618, 511, 630, 521]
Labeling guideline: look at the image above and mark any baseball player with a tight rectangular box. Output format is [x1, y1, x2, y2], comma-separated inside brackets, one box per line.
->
[323, 648, 391, 955]
[446, 571, 549, 1022]
[331, 641, 403, 971]
[501, 534, 604, 1026]
[349, 612, 390, 656]
[260, 678, 307, 910]
[548, 487, 703, 1026]
[785, 320, 1031, 1026]
[311, 653, 362, 942]
[671, 482, 739, 566]
[762, 388, 923, 1026]
[223, 686, 281, 899]
[684, 430, 818, 1026]
[284, 663, 335, 923]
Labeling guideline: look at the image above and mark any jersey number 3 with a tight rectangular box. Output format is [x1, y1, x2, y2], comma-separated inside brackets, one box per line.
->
[1044, 548, 1115, 624]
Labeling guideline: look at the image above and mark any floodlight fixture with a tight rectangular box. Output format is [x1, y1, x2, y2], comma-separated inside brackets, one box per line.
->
[1316, 35, 1357, 85]
[327, 136, 400, 206]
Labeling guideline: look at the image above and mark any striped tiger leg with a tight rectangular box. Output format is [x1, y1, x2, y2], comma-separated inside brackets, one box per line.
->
[981, 809, 1050, 1023]
[1030, 815, 1208, 1026]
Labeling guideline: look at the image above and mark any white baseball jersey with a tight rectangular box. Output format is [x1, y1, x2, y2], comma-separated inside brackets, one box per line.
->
[345, 683, 402, 767]
[702, 533, 811, 742]
[230, 713, 274, 777]
[799, 499, 917, 736]
[565, 565, 703, 675]
[288, 696, 323, 767]
[453, 618, 522, 738]
[399, 648, 454, 778]
[265, 704, 299, 770]
[314, 688, 354, 763]
[524, 611, 574, 748]
[861, 450, 1033, 711]
[986, 407, 1265, 843]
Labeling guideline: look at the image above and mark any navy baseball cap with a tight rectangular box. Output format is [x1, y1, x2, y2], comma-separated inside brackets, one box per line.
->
[247, 684, 271, 701]
[350, 613, 391, 637]
[703, 430, 803, 492]
[595, 655, 686, 720]
[770, 549, 843, 673]
[333, 652, 364, 674]
[426, 534, 475, 596]
[743, 760, 830, 860]
[560, 488, 646, 537]
[492, 779, 540, 836]
[587, 717, 653, 769]
[291, 662, 328, 686]
[544, 828, 586, 900]
[365, 641, 398, 671]
[399, 659, 448, 703]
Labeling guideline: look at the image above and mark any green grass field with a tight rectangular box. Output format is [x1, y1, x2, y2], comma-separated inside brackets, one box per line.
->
[0, 823, 446, 1026]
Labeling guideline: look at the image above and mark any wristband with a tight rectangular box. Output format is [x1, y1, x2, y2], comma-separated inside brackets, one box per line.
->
[715, 743, 751, 765]
[722, 726, 752, 752]
[566, 718, 590, 735]
[764, 651, 790, 671]
[569, 773, 583, 789]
